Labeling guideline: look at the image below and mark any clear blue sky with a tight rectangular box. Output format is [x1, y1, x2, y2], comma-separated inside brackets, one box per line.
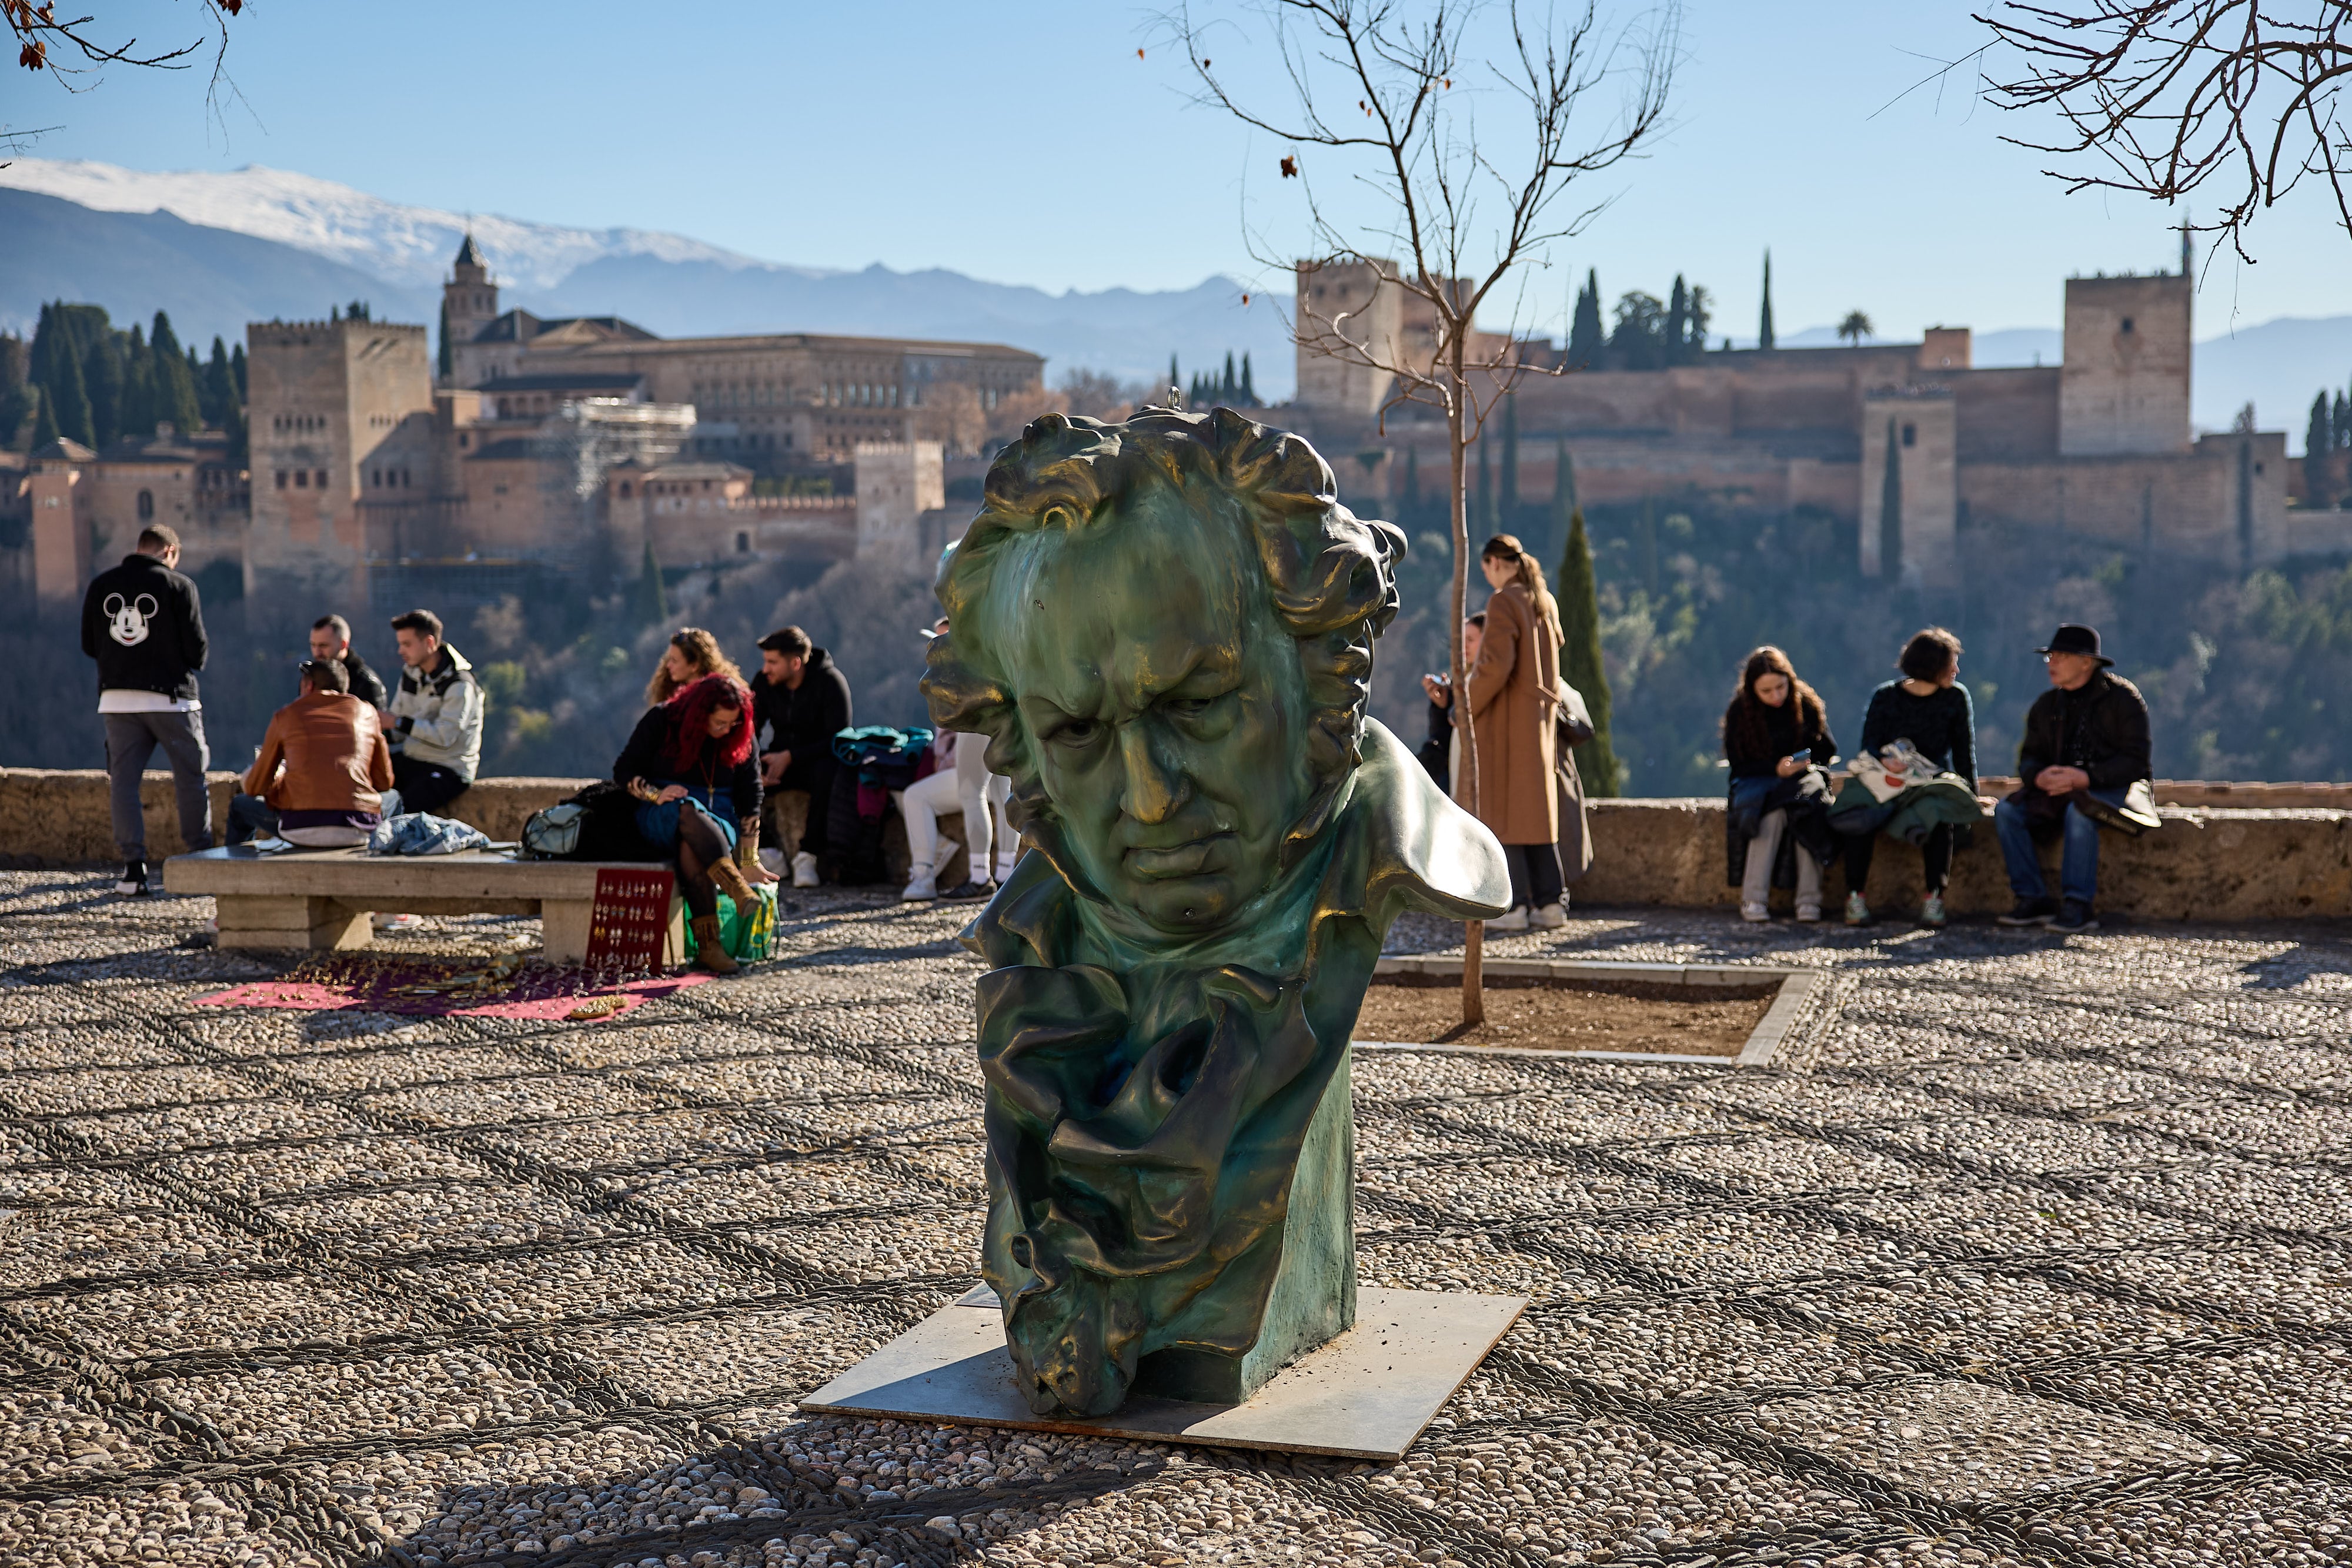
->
[10, 0, 2344, 344]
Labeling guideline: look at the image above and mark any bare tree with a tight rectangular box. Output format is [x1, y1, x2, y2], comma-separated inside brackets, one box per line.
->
[1977, 1, 2352, 262]
[1169, 0, 1675, 1020]
[5, 0, 243, 161]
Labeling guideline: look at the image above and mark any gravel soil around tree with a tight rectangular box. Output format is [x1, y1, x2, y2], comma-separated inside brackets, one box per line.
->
[0, 870, 2347, 1568]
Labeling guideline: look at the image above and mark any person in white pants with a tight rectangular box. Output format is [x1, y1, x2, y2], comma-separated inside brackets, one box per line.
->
[900, 730, 1018, 901]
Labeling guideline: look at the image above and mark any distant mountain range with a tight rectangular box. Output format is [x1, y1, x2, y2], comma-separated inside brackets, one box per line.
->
[0, 158, 1294, 395]
[2, 157, 2343, 441]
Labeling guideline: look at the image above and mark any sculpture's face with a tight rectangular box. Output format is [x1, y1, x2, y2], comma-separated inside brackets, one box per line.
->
[994, 484, 1315, 937]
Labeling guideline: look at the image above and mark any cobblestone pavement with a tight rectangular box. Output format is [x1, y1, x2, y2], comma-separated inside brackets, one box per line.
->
[2, 868, 2348, 1568]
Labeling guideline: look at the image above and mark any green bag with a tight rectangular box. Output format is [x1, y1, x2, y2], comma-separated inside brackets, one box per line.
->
[686, 886, 777, 964]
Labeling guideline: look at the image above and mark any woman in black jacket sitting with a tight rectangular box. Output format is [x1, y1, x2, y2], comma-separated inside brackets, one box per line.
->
[1840, 627, 1981, 929]
[613, 673, 763, 974]
[1723, 646, 1838, 923]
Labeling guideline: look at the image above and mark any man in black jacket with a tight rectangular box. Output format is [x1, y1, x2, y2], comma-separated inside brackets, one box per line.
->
[81, 526, 212, 895]
[751, 625, 852, 887]
[309, 614, 390, 711]
[1994, 623, 2153, 933]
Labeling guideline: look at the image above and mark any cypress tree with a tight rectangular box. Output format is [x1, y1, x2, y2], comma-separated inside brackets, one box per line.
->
[1475, 435, 1493, 536]
[1168, 353, 1180, 399]
[83, 333, 124, 447]
[2334, 388, 2349, 450]
[1499, 393, 1520, 521]
[31, 383, 60, 449]
[1666, 275, 1689, 365]
[231, 343, 248, 399]
[120, 326, 156, 440]
[2309, 392, 2334, 499]
[438, 299, 455, 381]
[51, 334, 95, 448]
[205, 338, 235, 427]
[1222, 350, 1237, 402]
[1880, 417, 1903, 581]
[1555, 439, 1578, 519]
[1556, 508, 1620, 796]
[1240, 352, 1257, 404]
[1758, 250, 1776, 350]
[636, 540, 670, 626]
[1568, 270, 1604, 369]
[149, 312, 201, 436]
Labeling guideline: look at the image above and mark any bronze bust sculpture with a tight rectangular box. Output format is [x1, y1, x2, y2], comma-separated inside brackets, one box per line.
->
[923, 407, 1509, 1417]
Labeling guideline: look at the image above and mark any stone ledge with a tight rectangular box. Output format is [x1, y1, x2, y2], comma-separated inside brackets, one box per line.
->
[5, 770, 2346, 921]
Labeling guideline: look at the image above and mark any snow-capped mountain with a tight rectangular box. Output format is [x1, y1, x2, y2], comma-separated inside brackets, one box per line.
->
[0, 158, 785, 292]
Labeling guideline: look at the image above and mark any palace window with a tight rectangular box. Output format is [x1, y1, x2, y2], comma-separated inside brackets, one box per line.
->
[276, 470, 288, 489]
[136, 490, 154, 520]
[295, 470, 308, 488]
[2120, 317, 2134, 334]
[736, 531, 751, 554]
[1902, 424, 1917, 448]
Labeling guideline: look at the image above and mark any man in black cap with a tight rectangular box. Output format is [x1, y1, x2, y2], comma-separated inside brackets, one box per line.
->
[1993, 624, 2151, 932]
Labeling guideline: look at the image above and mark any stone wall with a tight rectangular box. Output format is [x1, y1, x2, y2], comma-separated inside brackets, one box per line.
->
[5, 770, 2344, 921]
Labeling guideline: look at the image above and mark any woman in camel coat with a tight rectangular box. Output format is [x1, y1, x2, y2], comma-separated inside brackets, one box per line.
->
[1464, 533, 1565, 930]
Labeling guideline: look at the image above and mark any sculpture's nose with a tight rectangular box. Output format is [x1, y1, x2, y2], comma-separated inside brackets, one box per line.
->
[1117, 727, 1187, 825]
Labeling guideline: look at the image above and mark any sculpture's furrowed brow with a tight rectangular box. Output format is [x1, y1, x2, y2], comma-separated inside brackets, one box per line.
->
[1106, 640, 1239, 723]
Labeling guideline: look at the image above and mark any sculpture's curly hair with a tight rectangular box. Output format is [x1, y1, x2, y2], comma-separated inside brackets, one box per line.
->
[923, 406, 1405, 866]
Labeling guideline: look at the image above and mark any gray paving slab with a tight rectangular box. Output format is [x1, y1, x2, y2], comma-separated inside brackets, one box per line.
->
[0, 870, 2347, 1568]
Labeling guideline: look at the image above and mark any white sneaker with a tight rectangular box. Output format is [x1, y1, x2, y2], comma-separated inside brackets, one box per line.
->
[1488, 905, 1531, 931]
[1531, 901, 1568, 929]
[375, 912, 423, 932]
[900, 867, 939, 902]
[1740, 901, 1770, 923]
[790, 850, 819, 888]
[1796, 902, 1823, 923]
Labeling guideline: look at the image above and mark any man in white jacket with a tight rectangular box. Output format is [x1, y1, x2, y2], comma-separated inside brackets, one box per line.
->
[385, 609, 483, 815]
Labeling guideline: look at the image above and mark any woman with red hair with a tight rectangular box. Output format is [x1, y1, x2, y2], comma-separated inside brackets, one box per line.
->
[612, 673, 764, 972]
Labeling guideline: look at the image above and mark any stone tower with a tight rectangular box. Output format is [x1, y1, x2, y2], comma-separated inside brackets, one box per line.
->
[2059, 269, 2193, 456]
[442, 233, 497, 384]
[245, 316, 435, 620]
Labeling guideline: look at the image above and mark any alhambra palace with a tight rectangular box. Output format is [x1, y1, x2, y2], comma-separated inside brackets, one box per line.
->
[9, 232, 2345, 623]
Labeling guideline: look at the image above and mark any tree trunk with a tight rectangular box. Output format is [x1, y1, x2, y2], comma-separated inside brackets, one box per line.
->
[1448, 356, 1483, 1027]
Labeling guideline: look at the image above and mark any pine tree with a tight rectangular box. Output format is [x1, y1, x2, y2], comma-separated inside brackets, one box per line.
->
[1666, 275, 1689, 366]
[636, 540, 670, 626]
[1556, 507, 1620, 796]
[438, 299, 454, 382]
[1568, 270, 1604, 369]
[1240, 352, 1257, 404]
[204, 338, 235, 428]
[119, 326, 156, 440]
[2334, 388, 2350, 450]
[1880, 417, 1904, 581]
[31, 384, 60, 449]
[1758, 250, 1776, 351]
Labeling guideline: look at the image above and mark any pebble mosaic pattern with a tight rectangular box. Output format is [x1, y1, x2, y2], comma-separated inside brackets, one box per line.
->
[1, 871, 2348, 1568]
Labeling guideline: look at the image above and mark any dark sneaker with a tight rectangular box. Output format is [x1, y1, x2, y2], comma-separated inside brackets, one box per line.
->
[1997, 897, 2057, 927]
[2050, 901, 2099, 934]
[940, 879, 995, 902]
[115, 860, 149, 897]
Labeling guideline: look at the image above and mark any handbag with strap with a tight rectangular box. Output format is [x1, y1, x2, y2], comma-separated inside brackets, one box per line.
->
[1553, 682, 1595, 748]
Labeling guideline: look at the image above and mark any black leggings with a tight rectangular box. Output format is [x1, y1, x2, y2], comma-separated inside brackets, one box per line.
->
[670, 807, 733, 920]
[1503, 842, 1563, 911]
[1844, 823, 1954, 895]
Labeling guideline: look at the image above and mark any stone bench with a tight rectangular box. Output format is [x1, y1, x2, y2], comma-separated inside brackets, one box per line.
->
[162, 846, 684, 964]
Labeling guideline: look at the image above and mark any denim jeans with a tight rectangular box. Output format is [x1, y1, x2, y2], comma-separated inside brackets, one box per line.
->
[1994, 790, 2123, 908]
[225, 793, 279, 846]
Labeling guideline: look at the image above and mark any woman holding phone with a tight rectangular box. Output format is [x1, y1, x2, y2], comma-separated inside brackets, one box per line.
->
[1723, 646, 1838, 922]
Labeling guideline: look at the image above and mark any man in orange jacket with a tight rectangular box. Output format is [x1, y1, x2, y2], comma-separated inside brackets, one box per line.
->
[226, 660, 397, 848]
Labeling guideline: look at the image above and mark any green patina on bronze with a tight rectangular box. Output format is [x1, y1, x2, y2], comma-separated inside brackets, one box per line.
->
[924, 408, 1510, 1417]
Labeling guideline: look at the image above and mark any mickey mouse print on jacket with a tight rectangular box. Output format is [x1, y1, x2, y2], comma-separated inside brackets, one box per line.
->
[80, 553, 209, 703]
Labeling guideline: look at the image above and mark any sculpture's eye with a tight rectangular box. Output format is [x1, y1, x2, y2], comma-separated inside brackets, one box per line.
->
[1051, 718, 1100, 748]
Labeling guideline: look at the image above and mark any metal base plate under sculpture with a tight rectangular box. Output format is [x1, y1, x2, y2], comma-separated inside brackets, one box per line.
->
[799, 1286, 1525, 1462]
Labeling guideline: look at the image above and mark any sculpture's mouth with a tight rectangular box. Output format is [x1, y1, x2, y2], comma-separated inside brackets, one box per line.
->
[1122, 833, 1232, 880]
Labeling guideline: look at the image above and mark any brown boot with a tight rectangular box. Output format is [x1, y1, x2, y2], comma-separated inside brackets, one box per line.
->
[709, 854, 756, 911]
[689, 914, 738, 975]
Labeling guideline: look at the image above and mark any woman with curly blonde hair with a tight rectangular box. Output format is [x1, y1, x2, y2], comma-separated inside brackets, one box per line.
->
[644, 627, 744, 709]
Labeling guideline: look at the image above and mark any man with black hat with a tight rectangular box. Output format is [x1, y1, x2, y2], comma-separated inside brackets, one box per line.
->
[1993, 624, 2152, 933]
